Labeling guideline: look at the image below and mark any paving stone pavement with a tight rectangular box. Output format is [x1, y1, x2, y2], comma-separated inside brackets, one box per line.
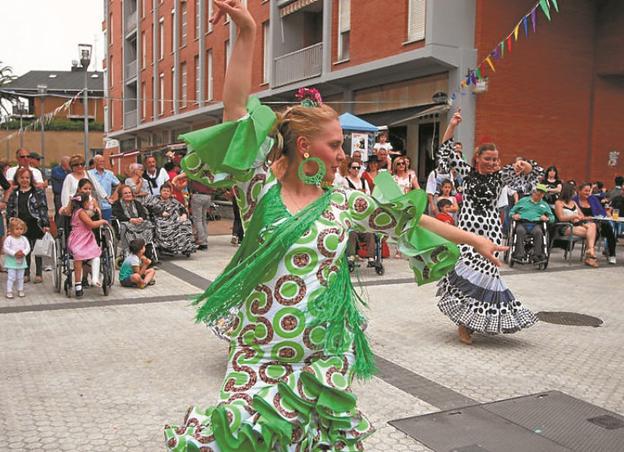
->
[0, 234, 622, 451]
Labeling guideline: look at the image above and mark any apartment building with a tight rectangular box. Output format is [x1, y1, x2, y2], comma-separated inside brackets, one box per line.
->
[104, 0, 624, 182]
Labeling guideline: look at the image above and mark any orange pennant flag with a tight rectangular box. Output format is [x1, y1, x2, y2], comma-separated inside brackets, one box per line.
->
[485, 56, 496, 72]
[514, 24, 520, 41]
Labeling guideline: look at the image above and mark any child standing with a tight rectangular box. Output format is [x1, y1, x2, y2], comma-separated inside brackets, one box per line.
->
[435, 199, 456, 226]
[67, 193, 108, 298]
[3, 218, 30, 298]
[119, 238, 156, 288]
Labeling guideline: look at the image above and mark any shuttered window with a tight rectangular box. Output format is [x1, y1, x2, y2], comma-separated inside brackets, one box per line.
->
[407, 0, 426, 42]
[338, 0, 350, 60]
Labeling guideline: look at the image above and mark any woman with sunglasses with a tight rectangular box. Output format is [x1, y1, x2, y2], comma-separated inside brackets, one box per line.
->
[392, 157, 420, 194]
[60, 155, 108, 212]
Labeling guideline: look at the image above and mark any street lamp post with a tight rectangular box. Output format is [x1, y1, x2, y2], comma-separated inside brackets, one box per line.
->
[79, 43, 93, 163]
[37, 84, 47, 159]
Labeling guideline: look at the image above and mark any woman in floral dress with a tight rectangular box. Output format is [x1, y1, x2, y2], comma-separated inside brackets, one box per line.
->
[164, 2, 505, 450]
[436, 110, 542, 345]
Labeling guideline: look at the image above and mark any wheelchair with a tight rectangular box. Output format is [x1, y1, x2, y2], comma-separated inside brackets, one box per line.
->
[110, 217, 159, 265]
[347, 233, 385, 276]
[52, 218, 116, 297]
[505, 219, 550, 270]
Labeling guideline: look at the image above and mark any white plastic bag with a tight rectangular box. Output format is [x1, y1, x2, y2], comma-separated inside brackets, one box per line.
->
[33, 232, 54, 258]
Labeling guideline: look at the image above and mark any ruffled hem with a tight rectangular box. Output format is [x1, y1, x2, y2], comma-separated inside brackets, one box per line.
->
[445, 261, 514, 304]
[164, 370, 373, 452]
[371, 172, 460, 286]
[179, 97, 276, 189]
[437, 280, 538, 334]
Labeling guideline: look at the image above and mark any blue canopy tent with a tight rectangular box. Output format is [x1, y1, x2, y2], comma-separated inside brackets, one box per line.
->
[339, 113, 378, 160]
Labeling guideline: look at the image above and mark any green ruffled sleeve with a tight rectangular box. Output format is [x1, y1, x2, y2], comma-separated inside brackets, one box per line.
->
[350, 172, 460, 285]
[178, 97, 277, 188]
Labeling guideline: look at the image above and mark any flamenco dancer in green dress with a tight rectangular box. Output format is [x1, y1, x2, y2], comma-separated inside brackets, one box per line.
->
[164, 1, 506, 450]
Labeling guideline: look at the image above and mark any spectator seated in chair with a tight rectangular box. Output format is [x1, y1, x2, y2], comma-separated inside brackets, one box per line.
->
[509, 183, 554, 263]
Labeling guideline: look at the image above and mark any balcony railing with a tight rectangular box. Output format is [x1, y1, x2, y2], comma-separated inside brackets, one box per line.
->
[273, 42, 323, 88]
[126, 61, 137, 80]
[125, 10, 137, 34]
[124, 109, 137, 129]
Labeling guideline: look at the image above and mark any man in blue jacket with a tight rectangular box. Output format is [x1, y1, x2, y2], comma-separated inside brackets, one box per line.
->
[510, 183, 554, 263]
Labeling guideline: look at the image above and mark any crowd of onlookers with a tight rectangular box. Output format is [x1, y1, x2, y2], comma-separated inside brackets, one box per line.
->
[335, 132, 624, 268]
[0, 147, 226, 299]
[0, 137, 622, 298]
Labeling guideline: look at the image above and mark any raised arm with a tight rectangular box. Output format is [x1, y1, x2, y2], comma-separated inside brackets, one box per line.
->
[437, 110, 471, 177]
[214, 0, 257, 121]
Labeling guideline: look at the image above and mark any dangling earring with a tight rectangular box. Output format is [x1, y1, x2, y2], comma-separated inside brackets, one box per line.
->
[298, 152, 326, 186]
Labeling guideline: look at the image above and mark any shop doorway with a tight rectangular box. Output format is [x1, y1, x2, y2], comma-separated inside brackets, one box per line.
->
[417, 122, 440, 182]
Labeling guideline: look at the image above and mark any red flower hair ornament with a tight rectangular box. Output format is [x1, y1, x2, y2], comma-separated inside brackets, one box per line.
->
[295, 88, 323, 108]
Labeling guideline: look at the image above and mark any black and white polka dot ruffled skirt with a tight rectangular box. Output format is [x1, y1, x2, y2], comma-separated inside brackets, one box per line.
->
[436, 255, 538, 334]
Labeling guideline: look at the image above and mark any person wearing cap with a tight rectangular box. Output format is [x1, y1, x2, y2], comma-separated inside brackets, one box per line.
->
[509, 183, 554, 262]
[6, 148, 45, 188]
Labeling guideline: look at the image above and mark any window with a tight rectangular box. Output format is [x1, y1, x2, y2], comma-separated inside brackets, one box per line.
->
[141, 0, 145, 17]
[109, 13, 113, 45]
[407, 0, 426, 42]
[109, 56, 114, 88]
[141, 32, 146, 68]
[207, 49, 213, 100]
[142, 82, 147, 117]
[207, 0, 213, 33]
[170, 11, 175, 53]
[181, 62, 188, 108]
[195, 0, 200, 39]
[159, 18, 164, 59]
[262, 21, 270, 84]
[171, 67, 176, 111]
[337, 0, 350, 60]
[225, 39, 230, 70]
[159, 73, 165, 114]
[194, 56, 200, 103]
[180, 0, 188, 47]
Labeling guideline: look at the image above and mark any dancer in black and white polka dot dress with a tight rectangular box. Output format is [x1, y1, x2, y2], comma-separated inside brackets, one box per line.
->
[435, 110, 543, 344]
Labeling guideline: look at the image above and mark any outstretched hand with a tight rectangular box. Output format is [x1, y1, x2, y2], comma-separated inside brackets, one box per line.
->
[473, 236, 507, 267]
[211, 0, 256, 32]
[450, 109, 462, 127]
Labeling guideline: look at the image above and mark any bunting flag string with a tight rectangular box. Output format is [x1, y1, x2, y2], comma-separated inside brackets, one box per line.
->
[460, 0, 561, 94]
[0, 89, 84, 145]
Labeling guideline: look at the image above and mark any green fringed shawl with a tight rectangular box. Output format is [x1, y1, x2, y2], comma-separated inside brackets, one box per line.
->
[193, 182, 377, 379]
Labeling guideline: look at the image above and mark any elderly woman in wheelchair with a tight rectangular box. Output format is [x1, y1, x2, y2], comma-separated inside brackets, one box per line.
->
[111, 184, 157, 261]
[508, 184, 554, 265]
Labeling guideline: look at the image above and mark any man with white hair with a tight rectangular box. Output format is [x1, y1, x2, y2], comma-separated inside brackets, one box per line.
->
[88, 154, 120, 221]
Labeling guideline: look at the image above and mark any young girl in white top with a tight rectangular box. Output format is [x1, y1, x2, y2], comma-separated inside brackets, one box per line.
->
[3, 218, 31, 298]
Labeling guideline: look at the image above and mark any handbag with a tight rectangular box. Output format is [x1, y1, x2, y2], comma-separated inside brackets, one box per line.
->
[33, 232, 55, 258]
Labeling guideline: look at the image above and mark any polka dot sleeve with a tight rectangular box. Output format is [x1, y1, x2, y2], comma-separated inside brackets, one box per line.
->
[437, 139, 472, 178]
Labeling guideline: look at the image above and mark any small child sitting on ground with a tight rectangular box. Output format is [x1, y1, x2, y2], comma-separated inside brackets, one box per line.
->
[435, 199, 456, 226]
[3, 218, 30, 299]
[119, 238, 156, 288]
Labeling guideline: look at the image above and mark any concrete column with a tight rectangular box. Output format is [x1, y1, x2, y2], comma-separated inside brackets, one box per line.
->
[322, 0, 333, 76]
[268, 0, 279, 88]
[448, 47, 476, 161]
[198, 0, 206, 106]
[152, 0, 159, 121]
[173, 1, 180, 115]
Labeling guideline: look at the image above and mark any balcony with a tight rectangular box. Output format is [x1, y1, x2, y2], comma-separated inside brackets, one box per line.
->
[124, 109, 137, 129]
[125, 10, 137, 34]
[273, 43, 323, 88]
[126, 61, 137, 81]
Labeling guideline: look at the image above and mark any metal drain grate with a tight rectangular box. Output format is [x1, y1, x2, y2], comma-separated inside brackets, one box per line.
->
[390, 391, 624, 452]
[536, 311, 603, 327]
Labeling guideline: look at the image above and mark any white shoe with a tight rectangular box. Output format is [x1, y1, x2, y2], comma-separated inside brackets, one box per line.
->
[17, 290, 25, 298]
[608, 256, 616, 265]
[6, 292, 14, 299]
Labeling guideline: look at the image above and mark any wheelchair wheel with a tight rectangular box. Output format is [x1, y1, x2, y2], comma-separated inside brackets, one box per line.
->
[509, 258, 515, 268]
[64, 278, 72, 298]
[375, 264, 385, 276]
[52, 238, 61, 293]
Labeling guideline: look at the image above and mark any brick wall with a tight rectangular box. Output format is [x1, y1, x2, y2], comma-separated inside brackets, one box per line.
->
[475, 0, 598, 182]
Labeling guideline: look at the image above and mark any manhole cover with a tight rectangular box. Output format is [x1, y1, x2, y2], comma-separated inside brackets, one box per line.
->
[536, 311, 603, 327]
[588, 415, 624, 430]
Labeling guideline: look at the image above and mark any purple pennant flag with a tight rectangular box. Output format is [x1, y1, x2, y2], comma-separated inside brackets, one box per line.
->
[492, 47, 499, 60]
[523, 16, 529, 37]
[471, 71, 478, 85]
[531, 7, 537, 33]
